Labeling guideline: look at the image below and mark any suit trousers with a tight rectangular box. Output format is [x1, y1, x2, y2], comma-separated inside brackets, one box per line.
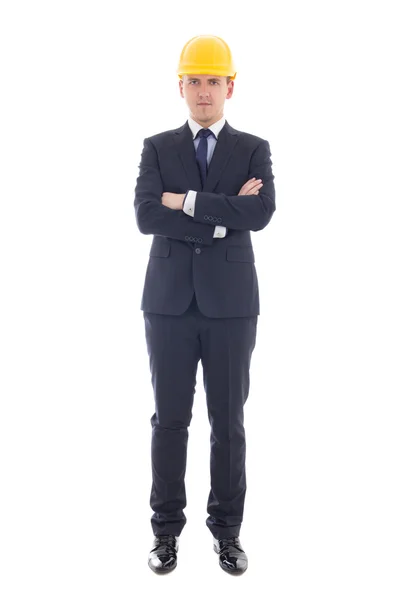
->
[143, 291, 258, 540]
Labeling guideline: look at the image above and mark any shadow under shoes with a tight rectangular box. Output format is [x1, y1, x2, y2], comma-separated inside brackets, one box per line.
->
[148, 534, 179, 574]
[213, 536, 248, 575]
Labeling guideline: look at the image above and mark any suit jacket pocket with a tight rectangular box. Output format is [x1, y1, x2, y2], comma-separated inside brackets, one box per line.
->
[149, 238, 171, 257]
[226, 245, 255, 263]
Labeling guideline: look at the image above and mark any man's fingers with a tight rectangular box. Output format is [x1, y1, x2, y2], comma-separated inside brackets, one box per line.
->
[243, 183, 263, 194]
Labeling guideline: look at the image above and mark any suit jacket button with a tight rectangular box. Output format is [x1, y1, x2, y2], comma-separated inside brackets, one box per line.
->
[195, 248, 201, 254]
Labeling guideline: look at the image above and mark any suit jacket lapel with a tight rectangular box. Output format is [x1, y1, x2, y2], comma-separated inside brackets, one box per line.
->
[173, 120, 239, 193]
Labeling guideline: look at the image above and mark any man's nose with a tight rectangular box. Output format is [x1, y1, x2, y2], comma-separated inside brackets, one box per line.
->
[198, 81, 211, 94]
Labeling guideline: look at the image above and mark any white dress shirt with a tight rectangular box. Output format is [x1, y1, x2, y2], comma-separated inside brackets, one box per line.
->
[183, 115, 227, 239]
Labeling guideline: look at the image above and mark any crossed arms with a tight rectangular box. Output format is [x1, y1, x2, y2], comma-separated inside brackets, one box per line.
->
[134, 137, 275, 246]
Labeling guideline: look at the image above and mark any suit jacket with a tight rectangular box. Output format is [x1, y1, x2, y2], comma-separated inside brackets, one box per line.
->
[134, 119, 276, 318]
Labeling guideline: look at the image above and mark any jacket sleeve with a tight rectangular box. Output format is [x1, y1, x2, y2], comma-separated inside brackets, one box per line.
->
[184, 191, 227, 238]
[133, 138, 217, 245]
[190, 140, 276, 231]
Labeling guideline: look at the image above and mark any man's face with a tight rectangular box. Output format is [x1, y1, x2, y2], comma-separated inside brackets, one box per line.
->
[179, 74, 234, 127]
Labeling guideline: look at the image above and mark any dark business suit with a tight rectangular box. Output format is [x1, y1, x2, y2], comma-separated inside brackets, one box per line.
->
[134, 118, 275, 540]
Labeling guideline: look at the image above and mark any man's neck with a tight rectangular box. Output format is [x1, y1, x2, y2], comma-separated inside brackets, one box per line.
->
[190, 113, 224, 129]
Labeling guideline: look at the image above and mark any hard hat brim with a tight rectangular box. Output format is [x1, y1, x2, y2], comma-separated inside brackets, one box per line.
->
[178, 69, 236, 79]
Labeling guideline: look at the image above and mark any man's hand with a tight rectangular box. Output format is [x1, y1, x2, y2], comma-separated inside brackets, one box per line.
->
[161, 179, 261, 210]
[161, 192, 186, 210]
[238, 177, 263, 195]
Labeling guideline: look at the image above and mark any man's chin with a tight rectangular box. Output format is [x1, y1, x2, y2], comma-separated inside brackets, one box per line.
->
[197, 110, 213, 120]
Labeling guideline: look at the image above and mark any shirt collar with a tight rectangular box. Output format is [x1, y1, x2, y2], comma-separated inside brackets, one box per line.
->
[187, 114, 226, 139]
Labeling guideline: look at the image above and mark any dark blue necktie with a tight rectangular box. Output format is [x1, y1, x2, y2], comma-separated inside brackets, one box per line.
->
[195, 128, 214, 188]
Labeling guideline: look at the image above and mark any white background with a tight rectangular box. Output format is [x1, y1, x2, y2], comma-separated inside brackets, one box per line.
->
[1, 0, 399, 597]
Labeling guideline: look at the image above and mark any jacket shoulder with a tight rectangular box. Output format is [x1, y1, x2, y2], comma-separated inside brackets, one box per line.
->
[146, 125, 183, 144]
[233, 127, 270, 146]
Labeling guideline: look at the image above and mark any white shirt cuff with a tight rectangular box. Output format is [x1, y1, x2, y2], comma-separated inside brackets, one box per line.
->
[183, 190, 196, 217]
[213, 226, 227, 238]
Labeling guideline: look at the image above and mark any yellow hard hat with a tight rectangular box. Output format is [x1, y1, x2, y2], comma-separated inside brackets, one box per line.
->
[177, 35, 237, 80]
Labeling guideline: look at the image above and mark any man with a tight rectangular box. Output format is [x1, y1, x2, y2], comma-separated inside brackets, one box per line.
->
[133, 35, 276, 575]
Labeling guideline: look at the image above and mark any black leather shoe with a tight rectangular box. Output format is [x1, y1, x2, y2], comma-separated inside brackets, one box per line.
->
[213, 536, 248, 575]
[148, 534, 179, 574]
